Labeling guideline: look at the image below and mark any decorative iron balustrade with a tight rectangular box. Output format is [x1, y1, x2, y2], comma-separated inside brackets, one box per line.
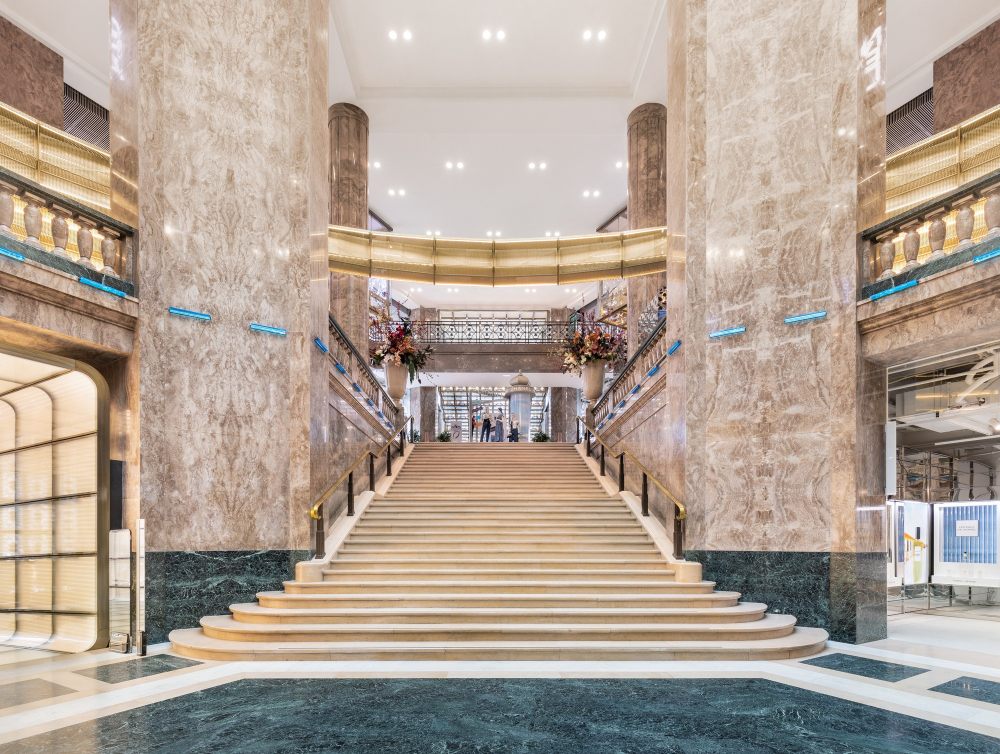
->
[329, 314, 400, 430]
[371, 319, 624, 345]
[591, 318, 671, 429]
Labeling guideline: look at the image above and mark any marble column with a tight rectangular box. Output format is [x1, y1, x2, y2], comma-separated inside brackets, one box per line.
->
[549, 387, 579, 443]
[667, 0, 887, 643]
[626, 102, 668, 356]
[329, 102, 370, 350]
[114, 0, 333, 642]
[418, 386, 437, 442]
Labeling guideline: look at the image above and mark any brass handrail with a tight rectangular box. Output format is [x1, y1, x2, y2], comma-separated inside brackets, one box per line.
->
[309, 415, 414, 521]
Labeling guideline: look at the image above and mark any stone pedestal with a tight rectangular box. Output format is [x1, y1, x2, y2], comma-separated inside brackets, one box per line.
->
[329, 102, 370, 349]
[626, 103, 668, 356]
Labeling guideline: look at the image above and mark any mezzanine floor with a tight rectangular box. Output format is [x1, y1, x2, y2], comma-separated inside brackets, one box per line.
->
[0, 614, 998, 753]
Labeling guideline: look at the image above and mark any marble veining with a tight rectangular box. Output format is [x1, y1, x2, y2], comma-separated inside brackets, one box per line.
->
[802, 653, 929, 682]
[0, 16, 63, 128]
[2, 677, 997, 753]
[933, 19, 1000, 132]
[144, 549, 308, 644]
[0, 679, 74, 710]
[932, 676, 1000, 707]
[73, 655, 200, 684]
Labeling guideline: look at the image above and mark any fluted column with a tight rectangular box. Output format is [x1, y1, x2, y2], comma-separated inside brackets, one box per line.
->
[626, 102, 668, 356]
[329, 102, 371, 350]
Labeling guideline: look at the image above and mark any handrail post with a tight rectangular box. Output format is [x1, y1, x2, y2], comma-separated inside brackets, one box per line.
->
[314, 515, 325, 558]
[673, 514, 683, 559]
[347, 471, 355, 517]
[585, 429, 591, 456]
[618, 454, 625, 492]
[600, 445, 606, 476]
[368, 453, 375, 492]
[387, 444, 393, 476]
[576, 420, 580, 445]
[641, 472, 649, 516]
[399, 428, 405, 451]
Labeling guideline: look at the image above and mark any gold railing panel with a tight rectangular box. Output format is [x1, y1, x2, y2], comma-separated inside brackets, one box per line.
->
[331, 227, 670, 286]
[886, 104, 1000, 214]
[0, 102, 112, 214]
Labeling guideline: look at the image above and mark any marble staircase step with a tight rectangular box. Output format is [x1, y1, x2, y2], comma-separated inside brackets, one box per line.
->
[197, 613, 798, 643]
[255, 591, 744, 609]
[328, 556, 671, 568]
[227, 602, 768, 625]
[284, 579, 715, 594]
[320, 568, 678, 581]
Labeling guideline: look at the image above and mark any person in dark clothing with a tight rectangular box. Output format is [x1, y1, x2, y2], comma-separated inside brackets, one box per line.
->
[480, 412, 492, 442]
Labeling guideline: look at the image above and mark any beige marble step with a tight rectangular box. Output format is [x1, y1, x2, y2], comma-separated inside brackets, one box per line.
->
[329, 556, 671, 568]
[361, 511, 632, 520]
[197, 613, 797, 643]
[320, 568, 677, 582]
[255, 591, 744, 609]
[169, 627, 829, 661]
[228, 602, 768, 625]
[338, 544, 660, 554]
[285, 579, 714, 594]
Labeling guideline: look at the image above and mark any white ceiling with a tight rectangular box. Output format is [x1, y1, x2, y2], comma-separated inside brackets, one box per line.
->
[414, 372, 582, 389]
[393, 280, 598, 311]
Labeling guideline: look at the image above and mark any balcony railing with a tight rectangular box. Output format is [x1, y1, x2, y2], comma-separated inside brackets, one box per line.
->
[860, 167, 1000, 300]
[591, 318, 671, 430]
[372, 319, 624, 345]
[886, 103, 1000, 215]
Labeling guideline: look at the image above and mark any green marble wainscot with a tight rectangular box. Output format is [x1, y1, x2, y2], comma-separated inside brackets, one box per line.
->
[144, 550, 309, 644]
[683, 550, 887, 643]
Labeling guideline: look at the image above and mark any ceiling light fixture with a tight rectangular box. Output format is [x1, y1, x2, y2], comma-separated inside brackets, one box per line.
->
[402, 29, 412, 41]
[545, 231, 552, 237]
[388, 29, 398, 41]
[583, 190, 591, 198]
[615, 160, 623, 169]
[373, 161, 381, 169]
[528, 162, 536, 170]
[582, 29, 593, 41]
[388, 189, 396, 196]
[593, 189, 600, 197]
[456, 161, 464, 170]
[445, 161, 454, 170]
[486, 231, 494, 237]
[992, 418, 1000, 433]
[597, 30, 607, 41]
[435, 230, 441, 236]
[539, 162, 547, 170]
[398, 188, 406, 196]
[482, 29, 492, 41]
[425, 230, 432, 236]
[496, 29, 506, 41]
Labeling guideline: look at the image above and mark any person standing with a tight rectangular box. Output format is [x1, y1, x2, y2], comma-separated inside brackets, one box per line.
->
[509, 416, 520, 442]
[471, 408, 480, 443]
[494, 409, 504, 443]
[480, 409, 492, 443]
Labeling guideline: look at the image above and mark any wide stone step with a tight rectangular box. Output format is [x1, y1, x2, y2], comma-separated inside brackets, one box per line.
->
[228, 602, 768, 625]
[360, 512, 632, 521]
[338, 544, 660, 554]
[345, 535, 651, 545]
[255, 591, 744, 609]
[285, 579, 712, 594]
[330, 556, 669, 567]
[354, 524, 641, 532]
[321, 568, 676, 581]
[197, 613, 798, 643]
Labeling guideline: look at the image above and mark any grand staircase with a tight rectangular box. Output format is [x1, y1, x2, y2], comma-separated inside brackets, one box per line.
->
[170, 443, 827, 660]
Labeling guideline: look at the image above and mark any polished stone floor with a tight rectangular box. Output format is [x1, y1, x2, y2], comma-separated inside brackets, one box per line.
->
[1, 676, 996, 754]
[0, 614, 998, 752]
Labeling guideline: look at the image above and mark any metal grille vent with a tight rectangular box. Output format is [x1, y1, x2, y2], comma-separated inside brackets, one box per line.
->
[887, 88, 934, 156]
[62, 84, 109, 150]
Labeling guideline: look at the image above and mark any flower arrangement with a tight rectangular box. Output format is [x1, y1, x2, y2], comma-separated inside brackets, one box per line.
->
[370, 317, 433, 381]
[557, 320, 625, 374]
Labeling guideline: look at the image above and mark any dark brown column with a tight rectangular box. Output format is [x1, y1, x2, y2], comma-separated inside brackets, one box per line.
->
[626, 102, 668, 356]
[329, 102, 370, 349]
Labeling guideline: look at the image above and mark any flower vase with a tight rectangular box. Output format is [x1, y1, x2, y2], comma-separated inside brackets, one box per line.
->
[582, 360, 606, 401]
[385, 362, 409, 405]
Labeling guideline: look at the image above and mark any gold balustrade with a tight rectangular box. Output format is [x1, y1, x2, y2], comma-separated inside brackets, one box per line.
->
[328, 226, 670, 286]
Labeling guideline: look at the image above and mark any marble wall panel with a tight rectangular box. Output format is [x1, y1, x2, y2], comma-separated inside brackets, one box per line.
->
[0, 16, 63, 127]
[119, 0, 331, 554]
[933, 20, 1000, 132]
[109, 0, 139, 228]
[548, 387, 579, 443]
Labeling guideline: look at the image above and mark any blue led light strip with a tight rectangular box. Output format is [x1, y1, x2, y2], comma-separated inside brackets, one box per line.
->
[79, 277, 126, 298]
[973, 247, 1000, 265]
[168, 306, 211, 321]
[312, 337, 329, 353]
[869, 279, 917, 301]
[709, 325, 746, 339]
[667, 339, 682, 355]
[0, 247, 25, 262]
[351, 383, 363, 393]
[249, 322, 287, 336]
[783, 310, 827, 325]
[334, 362, 347, 374]
[629, 385, 642, 395]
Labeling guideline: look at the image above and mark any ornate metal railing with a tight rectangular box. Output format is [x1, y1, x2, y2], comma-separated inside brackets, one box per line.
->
[329, 314, 400, 428]
[591, 318, 671, 429]
[860, 167, 1000, 300]
[372, 319, 624, 345]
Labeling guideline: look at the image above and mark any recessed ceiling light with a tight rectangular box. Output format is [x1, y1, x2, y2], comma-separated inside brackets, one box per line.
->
[486, 231, 494, 237]
[545, 231, 552, 237]
[495, 231, 501, 237]
[496, 29, 506, 41]
[388, 29, 398, 41]
[445, 161, 454, 170]
[373, 161, 381, 169]
[388, 188, 396, 196]
[426, 230, 432, 236]
[482, 29, 492, 41]
[597, 30, 607, 41]
[528, 162, 536, 170]
[456, 161, 464, 170]
[435, 230, 441, 236]
[398, 188, 406, 196]
[402, 29, 412, 41]
[539, 162, 547, 170]
[582, 29, 593, 41]
[583, 190, 591, 198]
[615, 160, 623, 169]
[593, 189, 600, 197]
[554, 231, 560, 237]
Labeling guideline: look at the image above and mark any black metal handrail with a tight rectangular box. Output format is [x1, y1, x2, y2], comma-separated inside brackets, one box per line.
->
[310, 415, 415, 558]
[370, 319, 624, 345]
[576, 416, 686, 558]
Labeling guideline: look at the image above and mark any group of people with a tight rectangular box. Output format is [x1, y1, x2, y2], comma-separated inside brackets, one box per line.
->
[472, 407, 520, 442]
